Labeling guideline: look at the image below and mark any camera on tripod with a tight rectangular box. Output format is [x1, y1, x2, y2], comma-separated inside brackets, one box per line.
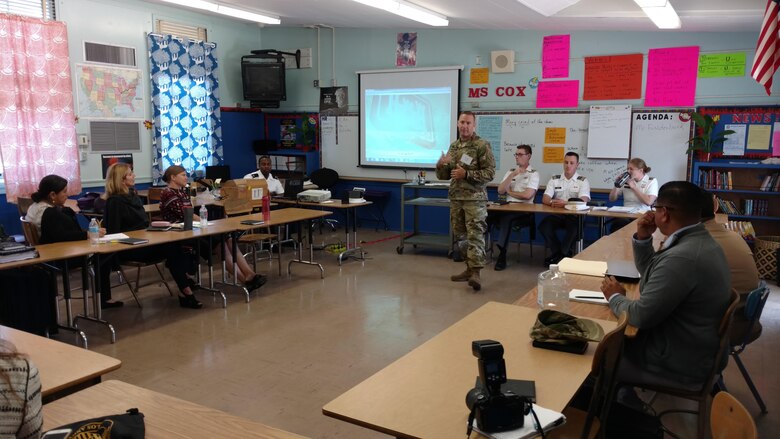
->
[465, 340, 530, 433]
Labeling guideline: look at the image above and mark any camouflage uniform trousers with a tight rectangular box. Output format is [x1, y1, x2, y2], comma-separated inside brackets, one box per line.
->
[450, 199, 487, 269]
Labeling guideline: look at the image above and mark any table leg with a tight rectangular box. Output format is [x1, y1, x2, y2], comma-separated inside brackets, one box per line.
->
[55, 259, 89, 349]
[194, 235, 226, 308]
[338, 206, 365, 265]
[288, 218, 324, 278]
[73, 253, 116, 343]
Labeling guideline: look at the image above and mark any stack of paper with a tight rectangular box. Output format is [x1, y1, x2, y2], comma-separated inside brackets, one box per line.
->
[98, 233, 129, 243]
[472, 404, 566, 439]
[557, 258, 607, 277]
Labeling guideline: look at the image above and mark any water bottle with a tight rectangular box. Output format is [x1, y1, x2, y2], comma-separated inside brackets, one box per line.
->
[199, 204, 208, 228]
[537, 264, 570, 313]
[262, 194, 271, 221]
[88, 218, 99, 246]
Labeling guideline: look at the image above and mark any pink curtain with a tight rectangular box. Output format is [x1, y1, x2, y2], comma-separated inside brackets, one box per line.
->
[0, 14, 80, 203]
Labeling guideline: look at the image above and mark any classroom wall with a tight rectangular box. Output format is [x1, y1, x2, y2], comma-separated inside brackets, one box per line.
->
[58, 0, 262, 187]
[260, 28, 775, 113]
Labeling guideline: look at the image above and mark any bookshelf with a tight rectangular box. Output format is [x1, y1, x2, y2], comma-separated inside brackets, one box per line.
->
[691, 160, 780, 235]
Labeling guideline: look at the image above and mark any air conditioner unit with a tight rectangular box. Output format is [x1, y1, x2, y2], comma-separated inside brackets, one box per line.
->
[491, 50, 515, 73]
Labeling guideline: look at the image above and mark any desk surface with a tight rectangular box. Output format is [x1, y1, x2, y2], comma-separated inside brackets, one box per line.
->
[322, 302, 615, 439]
[487, 202, 589, 216]
[42, 380, 307, 439]
[0, 325, 121, 398]
[273, 198, 372, 209]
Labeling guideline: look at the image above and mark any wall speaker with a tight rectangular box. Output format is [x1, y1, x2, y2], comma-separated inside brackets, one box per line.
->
[491, 50, 515, 73]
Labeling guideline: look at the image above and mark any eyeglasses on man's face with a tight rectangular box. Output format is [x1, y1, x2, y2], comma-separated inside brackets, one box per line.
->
[651, 201, 675, 211]
[514, 152, 530, 157]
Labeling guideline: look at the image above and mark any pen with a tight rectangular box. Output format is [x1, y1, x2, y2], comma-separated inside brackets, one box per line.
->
[574, 295, 605, 299]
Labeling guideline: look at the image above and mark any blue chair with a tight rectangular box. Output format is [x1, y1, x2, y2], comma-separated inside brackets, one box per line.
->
[727, 281, 770, 413]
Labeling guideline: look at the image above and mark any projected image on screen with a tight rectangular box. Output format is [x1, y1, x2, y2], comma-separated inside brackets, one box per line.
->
[365, 87, 451, 166]
[359, 67, 460, 170]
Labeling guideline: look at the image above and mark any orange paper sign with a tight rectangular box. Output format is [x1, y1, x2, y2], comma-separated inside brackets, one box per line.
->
[583, 54, 643, 100]
[544, 127, 566, 144]
[470, 68, 489, 84]
[543, 146, 565, 163]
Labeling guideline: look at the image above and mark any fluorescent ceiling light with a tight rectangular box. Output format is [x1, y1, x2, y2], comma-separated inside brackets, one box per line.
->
[633, 0, 681, 29]
[515, 0, 581, 17]
[353, 0, 449, 27]
[159, 0, 280, 25]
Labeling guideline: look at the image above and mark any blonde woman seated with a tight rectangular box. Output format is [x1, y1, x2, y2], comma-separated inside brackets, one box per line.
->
[159, 165, 266, 292]
[103, 163, 202, 309]
[608, 157, 658, 233]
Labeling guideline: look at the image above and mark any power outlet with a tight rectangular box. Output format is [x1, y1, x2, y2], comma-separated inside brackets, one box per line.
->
[313, 80, 319, 88]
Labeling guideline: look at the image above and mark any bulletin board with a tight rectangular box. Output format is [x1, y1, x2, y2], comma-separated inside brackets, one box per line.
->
[698, 106, 780, 158]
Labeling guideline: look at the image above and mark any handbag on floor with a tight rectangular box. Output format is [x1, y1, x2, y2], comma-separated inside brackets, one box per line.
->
[42, 408, 145, 439]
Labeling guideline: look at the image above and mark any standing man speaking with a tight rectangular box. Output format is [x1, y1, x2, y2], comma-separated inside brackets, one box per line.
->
[436, 111, 496, 291]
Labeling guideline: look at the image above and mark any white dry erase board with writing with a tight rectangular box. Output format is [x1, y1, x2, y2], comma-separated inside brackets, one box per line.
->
[587, 105, 632, 159]
[476, 112, 626, 190]
[629, 111, 692, 187]
[321, 111, 692, 189]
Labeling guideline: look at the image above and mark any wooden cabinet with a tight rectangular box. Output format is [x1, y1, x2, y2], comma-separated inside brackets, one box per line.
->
[691, 160, 780, 235]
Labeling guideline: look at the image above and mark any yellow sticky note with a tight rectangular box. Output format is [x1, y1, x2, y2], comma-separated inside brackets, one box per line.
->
[470, 68, 489, 84]
[543, 147, 565, 163]
[545, 127, 566, 144]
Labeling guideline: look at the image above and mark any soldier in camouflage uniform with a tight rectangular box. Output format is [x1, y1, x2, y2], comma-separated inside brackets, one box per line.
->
[436, 112, 496, 291]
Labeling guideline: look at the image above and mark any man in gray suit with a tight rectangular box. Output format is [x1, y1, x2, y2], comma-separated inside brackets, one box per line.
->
[601, 181, 731, 384]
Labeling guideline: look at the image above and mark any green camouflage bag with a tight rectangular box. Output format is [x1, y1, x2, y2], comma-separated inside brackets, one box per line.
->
[530, 310, 605, 345]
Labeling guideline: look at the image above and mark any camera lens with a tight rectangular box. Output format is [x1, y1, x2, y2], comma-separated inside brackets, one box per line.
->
[465, 387, 486, 410]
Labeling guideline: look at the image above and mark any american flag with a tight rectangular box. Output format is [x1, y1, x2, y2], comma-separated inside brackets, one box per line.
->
[751, 0, 780, 95]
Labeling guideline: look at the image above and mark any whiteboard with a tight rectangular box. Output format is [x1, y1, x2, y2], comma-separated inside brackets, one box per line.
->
[587, 105, 632, 159]
[630, 111, 692, 187]
[476, 113, 626, 190]
[321, 111, 692, 190]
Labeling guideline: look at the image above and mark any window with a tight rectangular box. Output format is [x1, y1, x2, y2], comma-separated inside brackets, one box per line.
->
[155, 19, 208, 42]
[0, 0, 56, 19]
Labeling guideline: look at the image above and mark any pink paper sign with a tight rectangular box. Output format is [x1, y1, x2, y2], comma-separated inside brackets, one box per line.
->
[536, 80, 579, 108]
[645, 46, 700, 107]
[542, 35, 571, 79]
[773, 129, 780, 156]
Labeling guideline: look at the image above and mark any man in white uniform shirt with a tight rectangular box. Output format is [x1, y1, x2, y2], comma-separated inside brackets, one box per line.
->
[540, 151, 591, 266]
[492, 144, 538, 271]
[244, 155, 284, 195]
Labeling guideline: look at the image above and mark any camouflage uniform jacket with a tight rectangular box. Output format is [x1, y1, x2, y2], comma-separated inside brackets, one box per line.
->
[435, 135, 496, 200]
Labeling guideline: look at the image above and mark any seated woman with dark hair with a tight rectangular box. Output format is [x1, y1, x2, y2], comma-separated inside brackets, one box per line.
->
[31, 174, 122, 308]
[159, 165, 266, 292]
[0, 339, 43, 438]
[102, 163, 202, 309]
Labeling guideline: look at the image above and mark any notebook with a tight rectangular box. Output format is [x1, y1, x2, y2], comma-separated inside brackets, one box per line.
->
[606, 260, 641, 282]
[568, 289, 609, 305]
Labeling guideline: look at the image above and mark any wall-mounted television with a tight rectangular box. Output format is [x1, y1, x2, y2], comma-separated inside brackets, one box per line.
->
[241, 61, 286, 107]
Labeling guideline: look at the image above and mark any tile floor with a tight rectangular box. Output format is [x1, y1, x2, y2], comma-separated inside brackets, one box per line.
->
[56, 228, 778, 438]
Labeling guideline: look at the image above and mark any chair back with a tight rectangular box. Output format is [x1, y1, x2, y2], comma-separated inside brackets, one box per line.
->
[310, 168, 339, 190]
[16, 197, 33, 217]
[707, 289, 741, 385]
[220, 181, 252, 216]
[710, 391, 757, 439]
[582, 312, 629, 438]
[735, 281, 770, 346]
[232, 178, 269, 210]
[147, 187, 165, 203]
[20, 216, 40, 246]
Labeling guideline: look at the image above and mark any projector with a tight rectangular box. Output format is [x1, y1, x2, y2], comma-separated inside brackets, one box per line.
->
[297, 189, 331, 202]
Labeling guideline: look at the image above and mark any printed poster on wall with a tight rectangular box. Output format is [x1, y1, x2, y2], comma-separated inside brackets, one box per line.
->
[645, 46, 700, 107]
[280, 119, 297, 148]
[396, 32, 417, 67]
[698, 52, 746, 78]
[320, 86, 348, 115]
[583, 54, 643, 100]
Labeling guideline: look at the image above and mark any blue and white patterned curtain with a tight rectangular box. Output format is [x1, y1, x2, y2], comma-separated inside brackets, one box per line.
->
[147, 34, 222, 184]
